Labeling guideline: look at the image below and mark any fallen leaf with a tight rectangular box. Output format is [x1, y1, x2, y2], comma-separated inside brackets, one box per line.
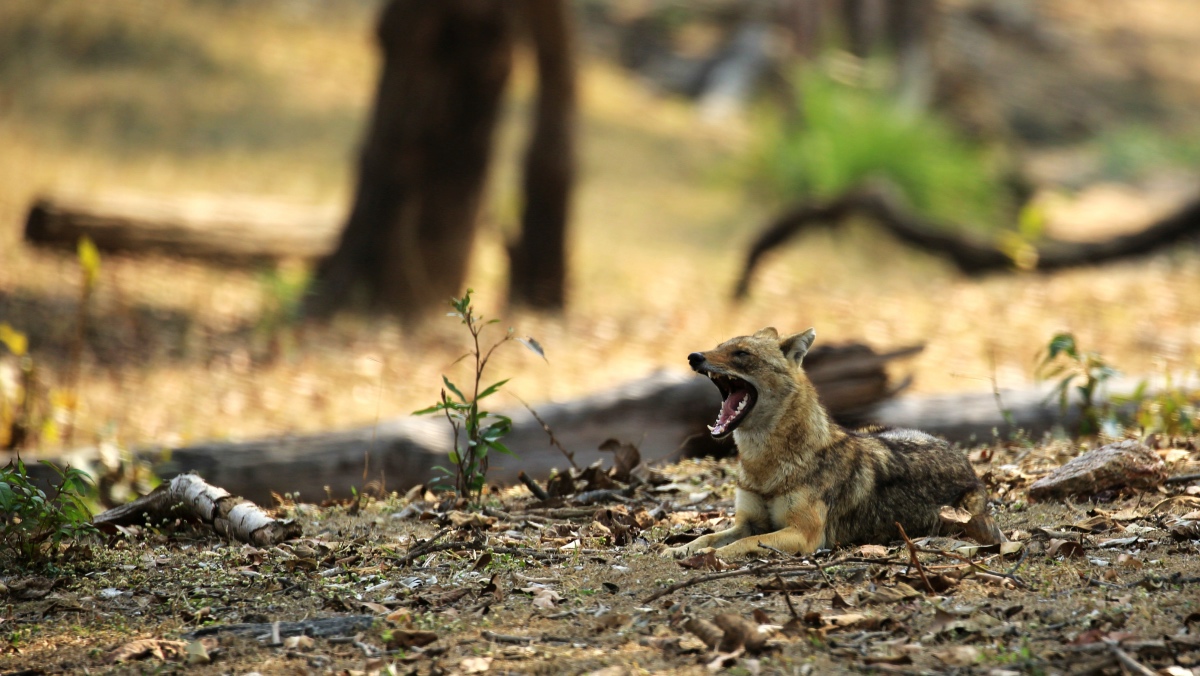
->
[755, 578, 818, 593]
[821, 613, 888, 631]
[1047, 539, 1086, 558]
[831, 590, 855, 608]
[713, 613, 768, 654]
[472, 552, 493, 571]
[1116, 553, 1144, 569]
[106, 639, 188, 664]
[1000, 541, 1024, 557]
[683, 616, 724, 650]
[939, 505, 973, 524]
[860, 582, 922, 605]
[594, 612, 631, 632]
[521, 586, 563, 609]
[599, 439, 642, 483]
[679, 551, 733, 571]
[385, 630, 439, 649]
[1071, 515, 1117, 533]
[447, 511, 497, 529]
[283, 635, 314, 650]
[856, 544, 890, 558]
[930, 645, 980, 666]
[185, 640, 210, 665]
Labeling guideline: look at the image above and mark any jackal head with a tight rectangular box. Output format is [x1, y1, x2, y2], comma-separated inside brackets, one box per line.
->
[688, 327, 816, 439]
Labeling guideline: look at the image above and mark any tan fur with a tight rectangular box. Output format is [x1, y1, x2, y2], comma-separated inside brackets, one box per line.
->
[668, 327, 1003, 559]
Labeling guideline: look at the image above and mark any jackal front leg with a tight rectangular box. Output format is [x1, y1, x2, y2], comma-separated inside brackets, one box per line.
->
[663, 488, 769, 558]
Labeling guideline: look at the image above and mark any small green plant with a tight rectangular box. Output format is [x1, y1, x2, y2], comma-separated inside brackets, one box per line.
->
[1036, 332, 1118, 436]
[1113, 374, 1199, 437]
[0, 457, 99, 564]
[255, 262, 309, 359]
[414, 290, 542, 503]
[746, 58, 1007, 231]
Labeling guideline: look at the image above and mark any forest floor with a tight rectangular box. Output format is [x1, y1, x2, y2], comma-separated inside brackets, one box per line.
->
[1, 3, 1200, 674]
[4, 436, 1200, 675]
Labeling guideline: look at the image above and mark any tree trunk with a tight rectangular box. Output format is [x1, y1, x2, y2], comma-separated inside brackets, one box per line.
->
[305, 0, 515, 321]
[508, 0, 576, 310]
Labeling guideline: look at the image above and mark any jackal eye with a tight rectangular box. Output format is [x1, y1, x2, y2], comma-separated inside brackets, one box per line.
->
[733, 350, 750, 359]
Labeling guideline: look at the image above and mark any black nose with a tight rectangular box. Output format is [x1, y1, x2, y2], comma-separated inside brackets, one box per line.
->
[687, 352, 705, 369]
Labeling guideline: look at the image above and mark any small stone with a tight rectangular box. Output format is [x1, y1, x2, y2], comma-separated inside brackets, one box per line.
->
[1028, 440, 1167, 501]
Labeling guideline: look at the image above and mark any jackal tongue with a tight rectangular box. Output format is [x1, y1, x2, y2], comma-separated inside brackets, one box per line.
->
[709, 389, 749, 436]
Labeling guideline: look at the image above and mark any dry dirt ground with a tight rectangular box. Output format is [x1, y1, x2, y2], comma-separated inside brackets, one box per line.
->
[4, 437, 1200, 676]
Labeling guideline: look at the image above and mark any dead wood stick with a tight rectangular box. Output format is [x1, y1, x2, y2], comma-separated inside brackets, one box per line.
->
[92, 472, 300, 546]
[915, 547, 1030, 589]
[1165, 472, 1200, 484]
[735, 182, 1200, 299]
[896, 522, 936, 594]
[515, 397, 579, 470]
[481, 631, 535, 644]
[518, 471, 550, 501]
[1104, 640, 1158, 676]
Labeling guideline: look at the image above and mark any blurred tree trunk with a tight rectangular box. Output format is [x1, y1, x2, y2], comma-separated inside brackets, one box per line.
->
[508, 0, 576, 310]
[305, 0, 515, 321]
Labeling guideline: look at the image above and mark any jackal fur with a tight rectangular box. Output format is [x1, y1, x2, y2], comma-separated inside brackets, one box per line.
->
[667, 327, 1003, 559]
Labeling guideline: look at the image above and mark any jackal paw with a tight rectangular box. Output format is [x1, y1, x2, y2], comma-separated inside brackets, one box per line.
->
[663, 544, 715, 559]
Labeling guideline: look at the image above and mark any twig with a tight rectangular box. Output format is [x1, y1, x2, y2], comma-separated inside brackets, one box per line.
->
[518, 471, 550, 501]
[644, 562, 801, 603]
[514, 395, 578, 471]
[1104, 640, 1157, 676]
[400, 526, 450, 563]
[757, 543, 790, 557]
[896, 522, 936, 594]
[915, 547, 1030, 589]
[481, 631, 534, 644]
[778, 577, 800, 620]
[514, 507, 599, 519]
[1165, 472, 1200, 484]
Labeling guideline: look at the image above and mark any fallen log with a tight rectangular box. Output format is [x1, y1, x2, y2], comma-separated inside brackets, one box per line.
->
[92, 473, 301, 546]
[24, 192, 341, 263]
[20, 362, 1167, 507]
[152, 342, 919, 503]
[734, 183, 1200, 298]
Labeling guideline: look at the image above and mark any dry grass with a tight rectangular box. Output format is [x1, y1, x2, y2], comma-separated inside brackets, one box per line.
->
[0, 1, 1198, 456]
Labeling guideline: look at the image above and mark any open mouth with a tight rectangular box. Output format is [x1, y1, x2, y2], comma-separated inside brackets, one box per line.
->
[706, 373, 757, 438]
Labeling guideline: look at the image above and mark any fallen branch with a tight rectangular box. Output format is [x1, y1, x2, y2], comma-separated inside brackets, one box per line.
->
[1104, 640, 1158, 676]
[92, 472, 300, 547]
[896, 522, 935, 594]
[181, 615, 374, 641]
[25, 191, 340, 263]
[735, 183, 1200, 299]
[915, 547, 1029, 589]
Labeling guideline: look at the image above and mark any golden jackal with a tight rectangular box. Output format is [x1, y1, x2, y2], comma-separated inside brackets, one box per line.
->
[667, 327, 1003, 559]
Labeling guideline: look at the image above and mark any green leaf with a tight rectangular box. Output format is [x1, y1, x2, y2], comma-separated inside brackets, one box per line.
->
[448, 450, 459, 464]
[443, 376, 467, 403]
[412, 403, 445, 416]
[1046, 333, 1077, 360]
[485, 440, 516, 457]
[477, 379, 510, 401]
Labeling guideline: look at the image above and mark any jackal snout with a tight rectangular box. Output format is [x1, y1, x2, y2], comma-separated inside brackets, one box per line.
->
[687, 352, 706, 371]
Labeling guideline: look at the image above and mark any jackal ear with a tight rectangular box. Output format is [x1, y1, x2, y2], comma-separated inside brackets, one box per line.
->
[780, 328, 816, 366]
[753, 327, 779, 339]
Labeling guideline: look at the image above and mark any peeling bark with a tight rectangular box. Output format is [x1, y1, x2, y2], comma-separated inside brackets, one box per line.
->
[93, 473, 301, 546]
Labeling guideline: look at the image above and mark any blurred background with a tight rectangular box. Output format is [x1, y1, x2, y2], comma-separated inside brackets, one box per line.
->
[1, 0, 1198, 455]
